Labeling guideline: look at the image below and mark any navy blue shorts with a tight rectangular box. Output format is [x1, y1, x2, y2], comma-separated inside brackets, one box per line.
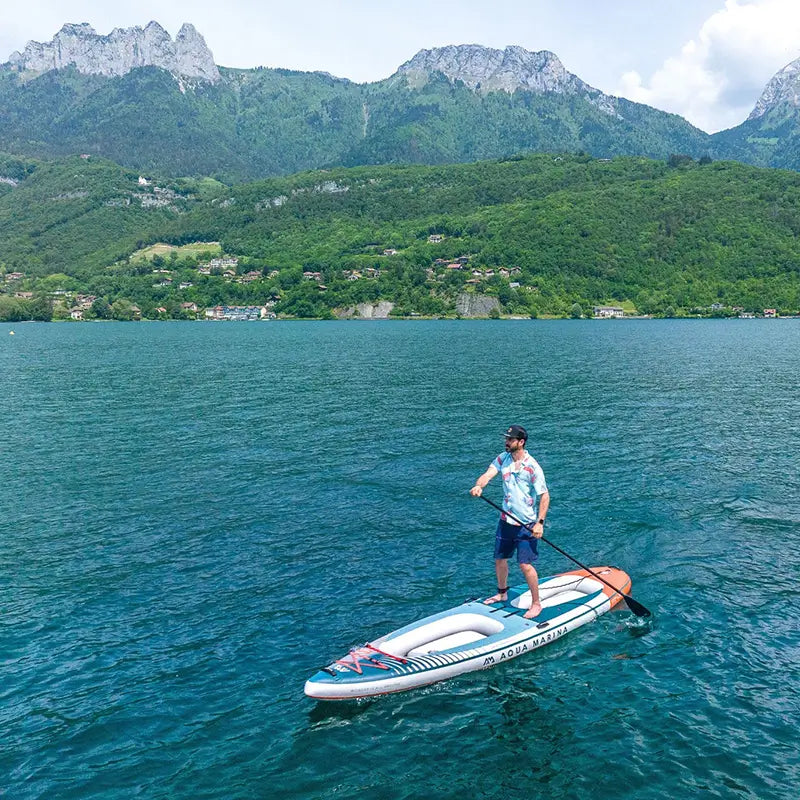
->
[494, 519, 539, 565]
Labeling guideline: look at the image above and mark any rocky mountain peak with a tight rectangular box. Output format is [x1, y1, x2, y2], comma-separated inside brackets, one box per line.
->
[395, 43, 616, 114]
[748, 57, 800, 120]
[7, 21, 219, 82]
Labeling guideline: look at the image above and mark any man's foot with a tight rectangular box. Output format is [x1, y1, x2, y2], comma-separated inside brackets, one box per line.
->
[483, 588, 508, 605]
[523, 602, 542, 619]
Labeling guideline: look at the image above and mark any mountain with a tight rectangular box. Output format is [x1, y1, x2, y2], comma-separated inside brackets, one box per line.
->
[362, 44, 709, 166]
[748, 58, 800, 121]
[396, 45, 616, 110]
[710, 54, 800, 170]
[10, 24, 800, 179]
[7, 21, 218, 82]
[0, 26, 713, 180]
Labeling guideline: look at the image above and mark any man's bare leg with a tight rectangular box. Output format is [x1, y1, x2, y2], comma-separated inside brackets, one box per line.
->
[483, 559, 509, 604]
[520, 563, 542, 618]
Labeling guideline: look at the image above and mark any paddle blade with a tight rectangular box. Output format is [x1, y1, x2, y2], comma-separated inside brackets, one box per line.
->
[623, 595, 652, 618]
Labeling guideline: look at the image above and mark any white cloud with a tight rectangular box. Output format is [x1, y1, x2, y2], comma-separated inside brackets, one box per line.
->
[615, 0, 800, 132]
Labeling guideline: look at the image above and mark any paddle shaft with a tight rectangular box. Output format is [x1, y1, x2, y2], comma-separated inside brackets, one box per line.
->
[478, 494, 651, 617]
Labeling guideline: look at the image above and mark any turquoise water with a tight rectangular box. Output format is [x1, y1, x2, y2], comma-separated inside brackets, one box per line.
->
[2, 320, 798, 799]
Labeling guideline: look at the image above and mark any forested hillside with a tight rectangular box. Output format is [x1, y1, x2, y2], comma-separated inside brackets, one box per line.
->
[1, 152, 799, 320]
[0, 63, 711, 181]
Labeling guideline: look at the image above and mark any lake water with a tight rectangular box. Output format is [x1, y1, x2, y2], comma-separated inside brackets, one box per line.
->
[1, 319, 798, 799]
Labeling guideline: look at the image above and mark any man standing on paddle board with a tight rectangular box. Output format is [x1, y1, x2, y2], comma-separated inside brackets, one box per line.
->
[470, 425, 550, 619]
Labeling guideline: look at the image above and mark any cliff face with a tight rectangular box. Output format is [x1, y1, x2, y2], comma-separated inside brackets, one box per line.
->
[456, 292, 500, 318]
[748, 57, 800, 121]
[7, 21, 219, 82]
[395, 44, 617, 115]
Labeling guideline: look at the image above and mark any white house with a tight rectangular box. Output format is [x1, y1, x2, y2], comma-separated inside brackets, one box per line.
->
[593, 306, 624, 318]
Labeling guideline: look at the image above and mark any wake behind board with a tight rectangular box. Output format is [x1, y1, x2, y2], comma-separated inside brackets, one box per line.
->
[305, 566, 631, 700]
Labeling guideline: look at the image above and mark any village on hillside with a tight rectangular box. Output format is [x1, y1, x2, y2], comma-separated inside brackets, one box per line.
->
[0, 245, 791, 321]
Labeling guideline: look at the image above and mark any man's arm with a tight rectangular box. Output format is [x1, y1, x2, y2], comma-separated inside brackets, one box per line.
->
[531, 491, 550, 537]
[470, 464, 498, 496]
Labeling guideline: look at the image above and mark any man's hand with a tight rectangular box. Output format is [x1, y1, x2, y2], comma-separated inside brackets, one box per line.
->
[470, 485, 483, 497]
[531, 521, 544, 538]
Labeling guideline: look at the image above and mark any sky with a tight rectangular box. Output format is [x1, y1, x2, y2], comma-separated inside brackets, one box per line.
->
[2, 0, 800, 133]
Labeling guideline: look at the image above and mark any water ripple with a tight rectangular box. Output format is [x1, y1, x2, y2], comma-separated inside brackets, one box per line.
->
[1, 320, 798, 799]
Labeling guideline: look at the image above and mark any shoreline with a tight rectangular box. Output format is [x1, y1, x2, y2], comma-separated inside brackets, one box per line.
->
[5, 315, 799, 326]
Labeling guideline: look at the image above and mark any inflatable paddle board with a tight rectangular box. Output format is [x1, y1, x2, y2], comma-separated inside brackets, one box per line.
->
[305, 566, 631, 700]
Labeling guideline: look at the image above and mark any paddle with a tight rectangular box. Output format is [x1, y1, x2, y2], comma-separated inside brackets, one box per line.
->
[477, 494, 652, 618]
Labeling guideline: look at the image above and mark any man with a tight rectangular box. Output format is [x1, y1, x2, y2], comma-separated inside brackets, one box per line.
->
[470, 425, 550, 619]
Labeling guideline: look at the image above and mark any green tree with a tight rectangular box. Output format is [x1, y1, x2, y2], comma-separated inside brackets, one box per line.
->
[111, 299, 136, 321]
[28, 295, 53, 321]
[91, 298, 112, 319]
[0, 296, 24, 322]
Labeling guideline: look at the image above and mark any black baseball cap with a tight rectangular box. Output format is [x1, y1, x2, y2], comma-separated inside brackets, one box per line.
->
[502, 425, 527, 441]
